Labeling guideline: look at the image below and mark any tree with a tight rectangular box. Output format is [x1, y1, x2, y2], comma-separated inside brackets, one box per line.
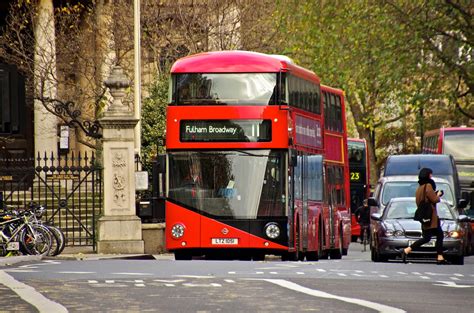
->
[384, 0, 473, 119]
[275, 0, 425, 181]
[141, 75, 167, 162]
[0, 1, 113, 149]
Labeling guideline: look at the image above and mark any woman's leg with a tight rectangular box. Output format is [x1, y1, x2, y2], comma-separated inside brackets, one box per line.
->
[405, 228, 435, 253]
[435, 223, 445, 260]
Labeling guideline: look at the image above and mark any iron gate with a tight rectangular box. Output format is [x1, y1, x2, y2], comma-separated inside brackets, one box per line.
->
[0, 152, 102, 248]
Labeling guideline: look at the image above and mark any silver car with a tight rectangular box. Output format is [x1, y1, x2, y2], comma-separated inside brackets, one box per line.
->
[370, 197, 472, 264]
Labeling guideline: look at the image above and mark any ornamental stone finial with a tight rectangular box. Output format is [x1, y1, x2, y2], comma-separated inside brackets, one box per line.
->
[104, 65, 131, 113]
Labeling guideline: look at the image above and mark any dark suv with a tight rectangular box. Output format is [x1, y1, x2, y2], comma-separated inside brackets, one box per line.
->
[381, 154, 467, 210]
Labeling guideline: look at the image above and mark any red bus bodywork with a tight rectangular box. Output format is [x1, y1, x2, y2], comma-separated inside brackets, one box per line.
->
[165, 51, 351, 260]
[423, 127, 474, 232]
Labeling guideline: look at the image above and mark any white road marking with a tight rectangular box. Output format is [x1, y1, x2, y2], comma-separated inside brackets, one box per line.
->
[420, 276, 430, 280]
[183, 283, 222, 287]
[425, 272, 450, 276]
[0, 270, 68, 313]
[256, 272, 264, 274]
[88, 280, 98, 284]
[434, 281, 473, 288]
[276, 264, 298, 268]
[337, 273, 347, 277]
[105, 280, 114, 284]
[225, 279, 235, 283]
[228, 272, 236, 275]
[154, 279, 185, 283]
[269, 272, 278, 275]
[379, 275, 388, 278]
[262, 279, 406, 313]
[397, 272, 407, 275]
[57, 271, 95, 274]
[174, 275, 215, 279]
[42, 260, 61, 265]
[4, 269, 39, 273]
[316, 269, 326, 272]
[450, 277, 460, 281]
[453, 273, 463, 277]
[296, 272, 305, 275]
[111, 272, 152, 276]
[135, 280, 144, 283]
[165, 284, 175, 287]
[135, 284, 146, 287]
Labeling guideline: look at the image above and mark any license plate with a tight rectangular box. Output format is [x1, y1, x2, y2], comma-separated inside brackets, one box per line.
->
[211, 238, 238, 245]
[408, 240, 435, 247]
[7, 242, 20, 251]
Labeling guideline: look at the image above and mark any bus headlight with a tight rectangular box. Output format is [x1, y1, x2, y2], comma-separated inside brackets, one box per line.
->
[265, 223, 280, 239]
[171, 223, 185, 239]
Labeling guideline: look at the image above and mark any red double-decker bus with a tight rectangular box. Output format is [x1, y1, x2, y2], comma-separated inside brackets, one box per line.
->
[347, 138, 370, 241]
[165, 51, 351, 260]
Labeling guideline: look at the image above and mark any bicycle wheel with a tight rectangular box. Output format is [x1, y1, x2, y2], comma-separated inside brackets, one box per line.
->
[46, 225, 66, 256]
[362, 228, 368, 252]
[20, 224, 52, 256]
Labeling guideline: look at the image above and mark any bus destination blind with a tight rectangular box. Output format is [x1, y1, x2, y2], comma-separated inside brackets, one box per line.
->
[180, 120, 271, 142]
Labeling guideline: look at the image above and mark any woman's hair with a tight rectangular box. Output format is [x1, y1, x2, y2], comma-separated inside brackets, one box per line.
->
[418, 167, 433, 180]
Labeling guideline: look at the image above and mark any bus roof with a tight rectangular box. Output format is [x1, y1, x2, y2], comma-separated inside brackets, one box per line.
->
[348, 138, 366, 144]
[321, 84, 344, 95]
[425, 127, 474, 137]
[170, 50, 320, 83]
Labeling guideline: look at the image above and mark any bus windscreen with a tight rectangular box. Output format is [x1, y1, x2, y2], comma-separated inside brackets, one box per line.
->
[443, 131, 474, 161]
[174, 73, 277, 105]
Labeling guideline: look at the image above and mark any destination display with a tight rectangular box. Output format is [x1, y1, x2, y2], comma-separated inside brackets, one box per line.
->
[349, 170, 366, 183]
[180, 119, 271, 142]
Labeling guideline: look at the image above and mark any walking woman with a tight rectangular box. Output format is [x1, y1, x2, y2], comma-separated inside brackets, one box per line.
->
[400, 168, 449, 264]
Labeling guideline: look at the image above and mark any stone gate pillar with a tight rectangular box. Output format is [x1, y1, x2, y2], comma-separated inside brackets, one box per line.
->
[97, 65, 144, 254]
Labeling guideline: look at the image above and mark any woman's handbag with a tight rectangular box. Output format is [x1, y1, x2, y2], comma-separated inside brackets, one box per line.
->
[414, 185, 432, 226]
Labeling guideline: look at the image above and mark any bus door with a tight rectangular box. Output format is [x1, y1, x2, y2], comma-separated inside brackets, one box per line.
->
[288, 149, 296, 250]
[327, 166, 336, 247]
[302, 154, 309, 251]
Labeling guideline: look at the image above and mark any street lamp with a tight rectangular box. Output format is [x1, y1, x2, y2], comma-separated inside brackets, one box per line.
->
[134, 0, 141, 157]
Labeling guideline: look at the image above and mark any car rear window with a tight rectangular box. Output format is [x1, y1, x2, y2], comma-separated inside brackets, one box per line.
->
[384, 156, 454, 176]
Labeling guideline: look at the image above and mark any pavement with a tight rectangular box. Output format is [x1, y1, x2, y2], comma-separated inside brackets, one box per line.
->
[1, 246, 174, 267]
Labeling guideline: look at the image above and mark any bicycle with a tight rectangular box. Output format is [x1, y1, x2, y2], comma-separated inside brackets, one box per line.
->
[360, 224, 370, 252]
[0, 204, 54, 256]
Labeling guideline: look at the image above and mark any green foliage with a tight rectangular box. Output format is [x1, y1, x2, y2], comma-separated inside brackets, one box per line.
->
[141, 75, 168, 162]
[275, 0, 472, 181]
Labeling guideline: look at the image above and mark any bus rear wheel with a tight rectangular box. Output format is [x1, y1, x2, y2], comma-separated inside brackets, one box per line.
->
[329, 232, 343, 259]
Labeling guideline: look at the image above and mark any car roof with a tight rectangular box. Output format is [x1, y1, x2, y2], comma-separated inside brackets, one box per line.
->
[384, 154, 454, 176]
[378, 175, 450, 183]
